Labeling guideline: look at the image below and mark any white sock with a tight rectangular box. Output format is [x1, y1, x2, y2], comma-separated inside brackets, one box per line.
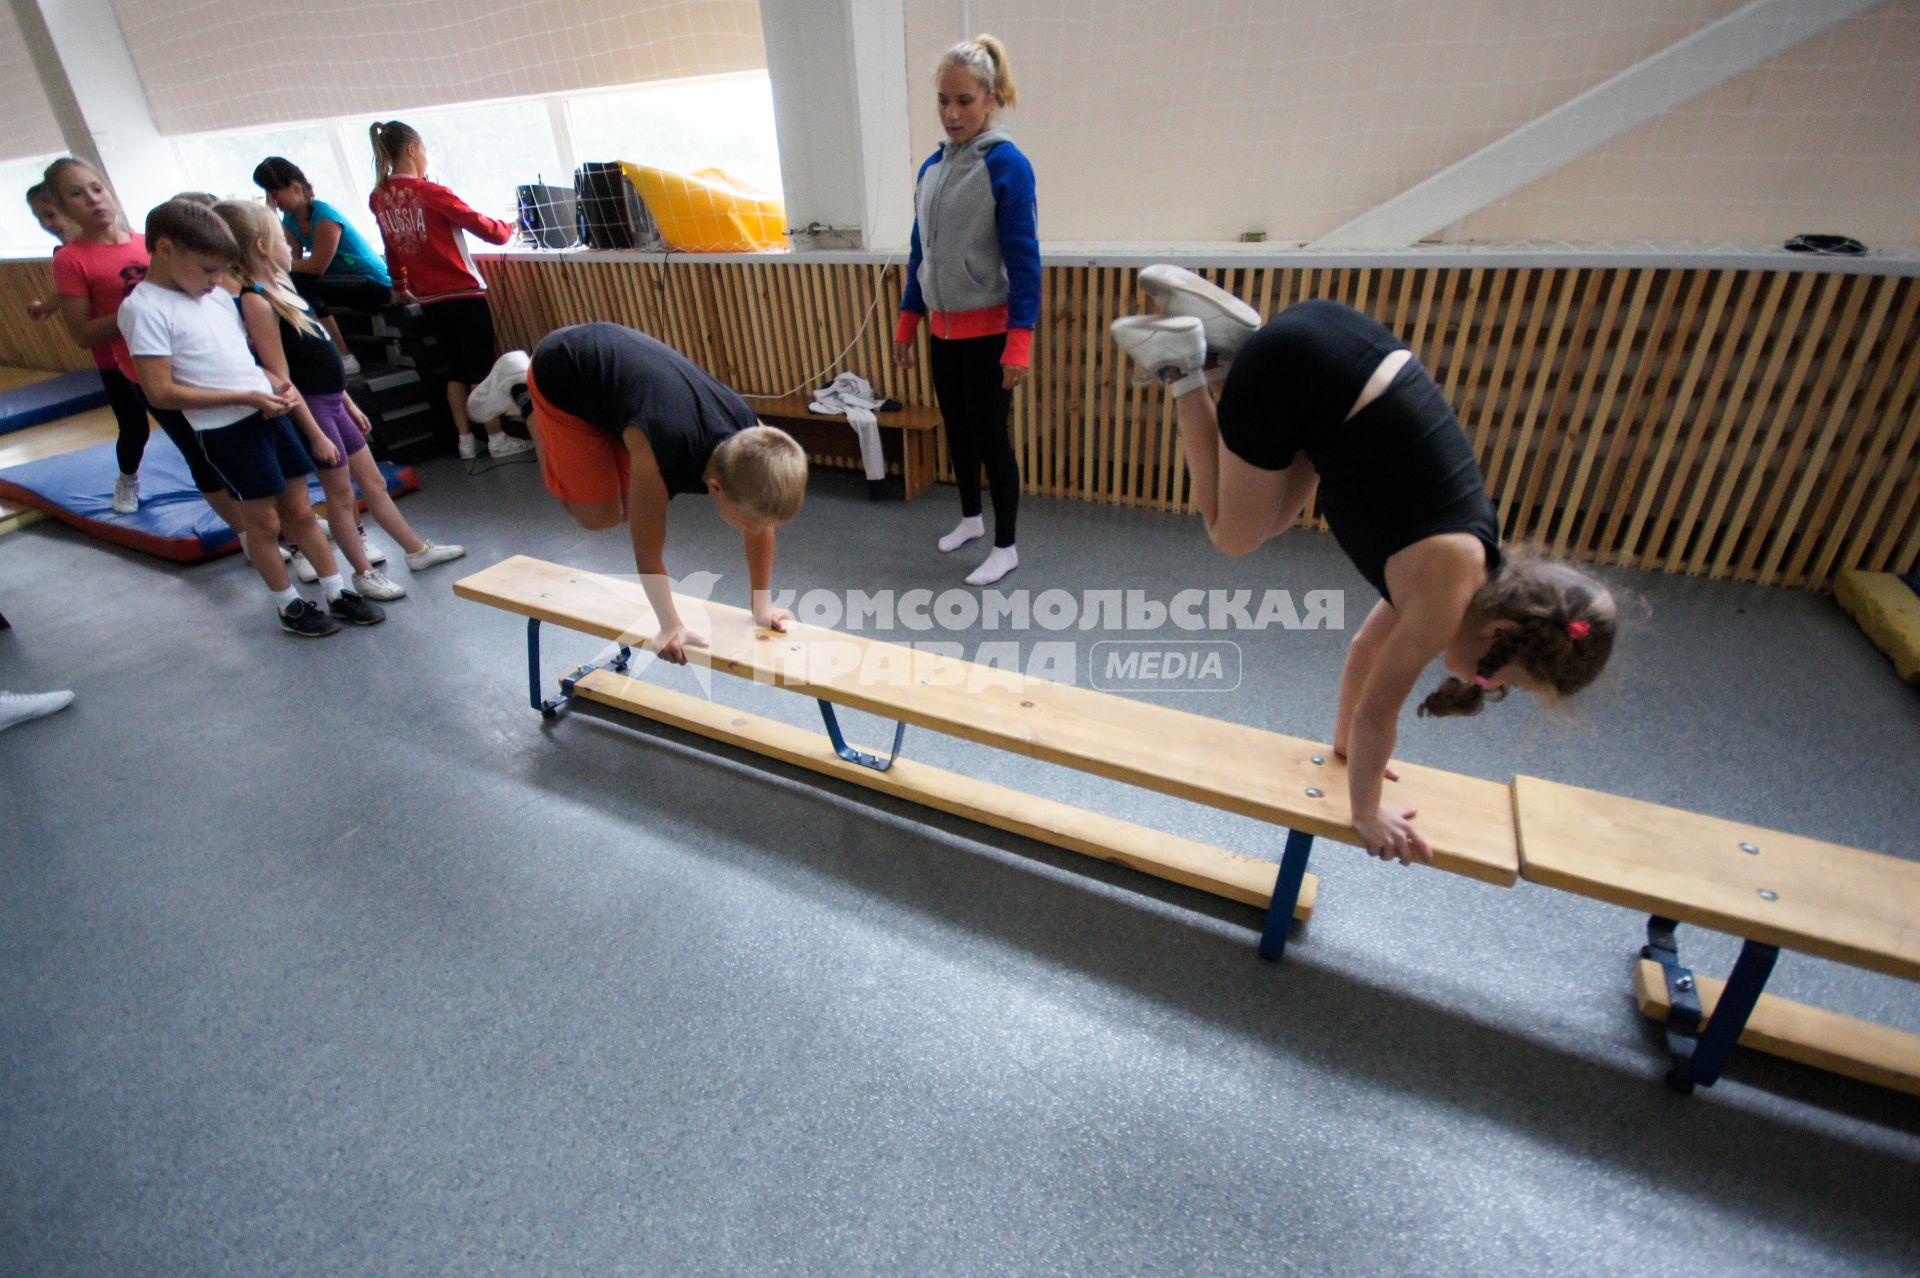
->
[1168, 368, 1211, 398]
[271, 586, 300, 610]
[319, 573, 346, 601]
[938, 515, 985, 553]
[966, 545, 1019, 587]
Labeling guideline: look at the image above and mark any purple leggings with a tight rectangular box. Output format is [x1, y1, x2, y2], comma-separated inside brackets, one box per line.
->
[305, 391, 367, 469]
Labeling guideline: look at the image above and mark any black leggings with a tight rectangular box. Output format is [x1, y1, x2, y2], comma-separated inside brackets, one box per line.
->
[928, 333, 1020, 547]
[101, 366, 151, 476]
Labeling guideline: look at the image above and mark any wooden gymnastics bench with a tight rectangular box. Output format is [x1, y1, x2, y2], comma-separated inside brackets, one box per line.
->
[1514, 776, 1920, 1095]
[745, 392, 941, 501]
[455, 556, 1522, 956]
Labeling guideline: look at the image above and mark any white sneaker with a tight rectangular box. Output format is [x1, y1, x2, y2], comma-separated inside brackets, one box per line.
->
[279, 542, 293, 562]
[111, 473, 139, 514]
[290, 551, 318, 584]
[358, 531, 386, 565]
[404, 540, 467, 572]
[340, 352, 363, 377]
[467, 350, 531, 421]
[457, 433, 479, 461]
[352, 568, 406, 600]
[0, 688, 75, 733]
[1111, 315, 1207, 384]
[1138, 264, 1261, 361]
[486, 432, 533, 458]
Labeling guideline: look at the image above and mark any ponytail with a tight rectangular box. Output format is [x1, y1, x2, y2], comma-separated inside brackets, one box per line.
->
[211, 200, 326, 341]
[937, 34, 1018, 108]
[369, 120, 421, 189]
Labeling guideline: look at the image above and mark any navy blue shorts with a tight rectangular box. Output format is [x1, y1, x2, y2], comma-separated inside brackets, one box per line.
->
[192, 413, 315, 502]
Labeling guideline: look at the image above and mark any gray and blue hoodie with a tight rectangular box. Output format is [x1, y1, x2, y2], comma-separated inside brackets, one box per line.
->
[897, 127, 1040, 364]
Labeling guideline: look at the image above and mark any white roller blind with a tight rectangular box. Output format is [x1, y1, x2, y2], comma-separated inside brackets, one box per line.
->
[0, 5, 67, 163]
[109, 0, 767, 136]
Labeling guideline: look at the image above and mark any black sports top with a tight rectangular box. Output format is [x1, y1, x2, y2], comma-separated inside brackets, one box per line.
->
[529, 322, 757, 497]
[1214, 299, 1502, 602]
[243, 285, 344, 396]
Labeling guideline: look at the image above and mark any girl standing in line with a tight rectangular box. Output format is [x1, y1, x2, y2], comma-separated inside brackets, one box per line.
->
[43, 158, 240, 529]
[892, 35, 1039, 587]
[23, 183, 78, 320]
[216, 200, 466, 599]
[365, 121, 531, 463]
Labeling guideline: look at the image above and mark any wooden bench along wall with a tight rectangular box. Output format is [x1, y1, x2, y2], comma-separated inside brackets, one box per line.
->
[458, 556, 1920, 1097]
[6, 254, 1916, 586]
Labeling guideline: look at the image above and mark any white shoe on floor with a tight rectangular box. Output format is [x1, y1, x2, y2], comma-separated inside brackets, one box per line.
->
[352, 568, 406, 600]
[1138, 264, 1261, 361]
[357, 531, 386, 565]
[486, 432, 534, 458]
[111, 473, 139, 514]
[0, 689, 74, 733]
[468, 350, 531, 421]
[404, 540, 467, 572]
[1111, 315, 1208, 385]
[457, 433, 479, 461]
[290, 551, 318, 584]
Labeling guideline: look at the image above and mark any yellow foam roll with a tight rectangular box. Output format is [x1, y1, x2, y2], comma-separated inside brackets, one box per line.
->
[619, 162, 787, 252]
[1834, 570, 1920, 684]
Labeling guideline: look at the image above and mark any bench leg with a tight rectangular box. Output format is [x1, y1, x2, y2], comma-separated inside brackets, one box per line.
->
[527, 618, 632, 720]
[1258, 829, 1315, 961]
[903, 431, 936, 500]
[817, 699, 908, 771]
[1641, 916, 1780, 1094]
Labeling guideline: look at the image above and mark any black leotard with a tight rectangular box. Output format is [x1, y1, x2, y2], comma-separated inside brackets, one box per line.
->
[1214, 299, 1502, 602]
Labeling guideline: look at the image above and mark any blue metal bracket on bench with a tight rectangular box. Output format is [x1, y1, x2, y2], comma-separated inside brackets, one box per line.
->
[816, 699, 907, 771]
[1641, 914, 1779, 1094]
[526, 617, 631, 719]
[1257, 828, 1315, 961]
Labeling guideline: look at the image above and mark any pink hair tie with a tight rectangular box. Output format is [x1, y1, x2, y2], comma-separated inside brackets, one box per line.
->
[1473, 675, 1494, 689]
[1566, 619, 1592, 640]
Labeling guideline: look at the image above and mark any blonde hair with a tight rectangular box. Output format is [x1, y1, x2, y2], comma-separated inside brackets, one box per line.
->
[937, 34, 1018, 108]
[705, 426, 808, 524]
[212, 199, 325, 340]
[42, 157, 122, 228]
[1417, 554, 1618, 718]
[369, 120, 423, 188]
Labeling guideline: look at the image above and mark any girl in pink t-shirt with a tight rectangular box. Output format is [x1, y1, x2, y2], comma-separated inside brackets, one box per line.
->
[45, 157, 163, 514]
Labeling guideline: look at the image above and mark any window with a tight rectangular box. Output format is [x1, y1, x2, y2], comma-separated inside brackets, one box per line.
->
[0, 153, 66, 259]
[568, 73, 782, 196]
[351, 99, 565, 227]
[172, 121, 376, 244]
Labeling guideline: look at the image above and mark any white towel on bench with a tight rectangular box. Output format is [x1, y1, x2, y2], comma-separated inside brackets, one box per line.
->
[810, 373, 889, 482]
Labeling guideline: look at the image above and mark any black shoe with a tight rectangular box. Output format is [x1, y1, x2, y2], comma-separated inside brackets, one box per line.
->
[280, 598, 342, 637]
[327, 590, 386, 627]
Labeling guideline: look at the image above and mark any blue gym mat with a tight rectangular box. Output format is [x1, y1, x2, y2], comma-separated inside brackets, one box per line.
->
[0, 371, 110, 436]
[0, 433, 417, 562]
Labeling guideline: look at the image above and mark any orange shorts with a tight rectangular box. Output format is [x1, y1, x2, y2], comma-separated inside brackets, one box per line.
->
[528, 365, 629, 506]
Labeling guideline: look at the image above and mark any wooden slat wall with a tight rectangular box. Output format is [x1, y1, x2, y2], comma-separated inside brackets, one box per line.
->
[5, 255, 1915, 586]
[0, 260, 99, 374]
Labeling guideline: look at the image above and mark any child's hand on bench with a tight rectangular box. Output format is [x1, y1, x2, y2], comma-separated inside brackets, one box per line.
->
[653, 623, 708, 666]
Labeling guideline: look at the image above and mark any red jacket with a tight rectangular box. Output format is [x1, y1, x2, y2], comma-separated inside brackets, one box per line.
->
[369, 176, 513, 303]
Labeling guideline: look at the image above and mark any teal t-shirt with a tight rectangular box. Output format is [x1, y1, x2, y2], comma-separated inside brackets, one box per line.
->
[283, 199, 391, 287]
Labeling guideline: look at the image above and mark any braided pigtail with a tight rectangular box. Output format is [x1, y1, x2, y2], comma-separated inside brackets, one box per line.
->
[1418, 555, 1617, 718]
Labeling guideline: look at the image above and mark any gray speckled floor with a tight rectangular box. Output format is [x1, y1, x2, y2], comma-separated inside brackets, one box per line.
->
[3, 456, 1917, 1277]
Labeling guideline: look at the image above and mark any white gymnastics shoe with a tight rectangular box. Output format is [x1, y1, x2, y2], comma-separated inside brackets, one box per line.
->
[1138, 264, 1261, 361]
[1111, 315, 1207, 387]
[467, 350, 531, 422]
